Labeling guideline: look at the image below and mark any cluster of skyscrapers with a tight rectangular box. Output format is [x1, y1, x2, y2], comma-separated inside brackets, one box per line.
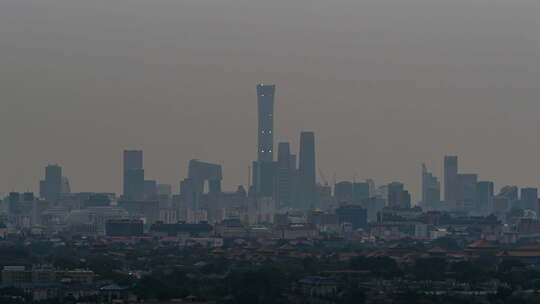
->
[251, 84, 317, 210]
[421, 156, 539, 218]
[3, 83, 540, 237]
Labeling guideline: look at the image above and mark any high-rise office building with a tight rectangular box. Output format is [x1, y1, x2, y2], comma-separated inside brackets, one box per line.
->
[124, 150, 143, 170]
[276, 142, 294, 207]
[456, 173, 478, 211]
[144, 180, 158, 200]
[257, 84, 275, 163]
[387, 182, 411, 209]
[444, 156, 458, 204]
[123, 150, 144, 200]
[252, 84, 277, 196]
[476, 181, 494, 213]
[298, 132, 316, 209]
[336, 205, 368, 230]
[39, 164, 62, 201]
[521, 187, 538, 211]
[334, 181, 369, 204]
[335, 181, 353, 203]
[421, 163, 441, 209]
[352, 182, 370, 202]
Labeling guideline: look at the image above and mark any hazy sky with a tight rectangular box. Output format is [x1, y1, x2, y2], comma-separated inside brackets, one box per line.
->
[0, 0, 538, 201]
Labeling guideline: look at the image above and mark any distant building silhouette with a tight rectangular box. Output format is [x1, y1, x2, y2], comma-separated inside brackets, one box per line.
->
[498, 185, 519, 207]
[387, 182, 411, 209]
[456, 173, 478, 211]
[40, 164, 62, 201]
[335, 181, 353, 203]
[276, 142, 294, 207]
[157, 184, 172, 197]
[421, 163, 440, 209]
[144, 180, 157, 200]
[188, 159, 222, 195]
[477, 181, 494, 214]
[444, 155, 458, 205]
[335, 182, 370, 204]
[352, 182, 370, 202]
[257, 84, 275, 163]
[123, 150, 144, 200]
[298, 132, 316, 209]
[253, 84, 277, 196]
[521, 187, 538, 212]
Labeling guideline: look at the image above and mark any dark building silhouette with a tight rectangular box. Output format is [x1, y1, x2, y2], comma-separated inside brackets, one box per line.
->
[444, 155, 458, 205]
[456, 173, 478, 211]
[180, 178, 197, 211]
[276, 142, 294, 207]
[334, 182, 370, 204]
[144, 180, 157, 200]
[40, 164, 62, 201]
[387, 182, 411, 209]
[83, 194, 112, 208]
[258, 162, 278, 198]
[352, 182, 370, 202]
[123, 150, 144, 200]
[521, 187, 538, 211]
[252, 84, 277, 197]
[335, 181, 353, 203]
[188, 159, 222, 195]
[421, 163, 440, 209]
[257, 84, 275, 163]
[477, 181, 494, 213]
[336, 205, 368, 230]
[298, 131, 316, 209]
[179, 159, 223, 218]
[498, 185, 519, 207]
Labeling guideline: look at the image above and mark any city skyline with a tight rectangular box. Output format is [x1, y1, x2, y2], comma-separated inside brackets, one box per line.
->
[4, 93, 540, 202]
[0, 0, 538, 200]
[1, 0, 538, 302]
[6, 120, 540, 205]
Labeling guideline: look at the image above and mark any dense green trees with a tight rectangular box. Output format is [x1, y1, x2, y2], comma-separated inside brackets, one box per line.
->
[349, 256, 402, 278]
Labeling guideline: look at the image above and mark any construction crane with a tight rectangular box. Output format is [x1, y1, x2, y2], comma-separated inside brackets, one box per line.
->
[318, 169, 329, 186]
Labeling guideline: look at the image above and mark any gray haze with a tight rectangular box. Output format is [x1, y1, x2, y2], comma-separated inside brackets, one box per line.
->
[0, 0, 538, 201]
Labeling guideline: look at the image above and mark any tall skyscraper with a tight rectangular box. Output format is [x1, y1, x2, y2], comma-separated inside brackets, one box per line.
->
[456, 173, 478, 211]
[477, 181, 494, 213]
[257, 84, 275, 163]
[276, 142, 294, 207]
[298, 131, 316, 209]
[421, 164, 440, 209]
[521, 187, 538, 211]
[252, 84, 277, 196]
[444, 156, 458, 204]
[123, 150, 144, 200]
[387, 182, 411, 209]
[124, 150, 143, 170]
[39, 164, 62, 201]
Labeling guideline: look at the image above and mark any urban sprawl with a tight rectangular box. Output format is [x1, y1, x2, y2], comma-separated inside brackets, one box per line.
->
[1, 85, 539, 304]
